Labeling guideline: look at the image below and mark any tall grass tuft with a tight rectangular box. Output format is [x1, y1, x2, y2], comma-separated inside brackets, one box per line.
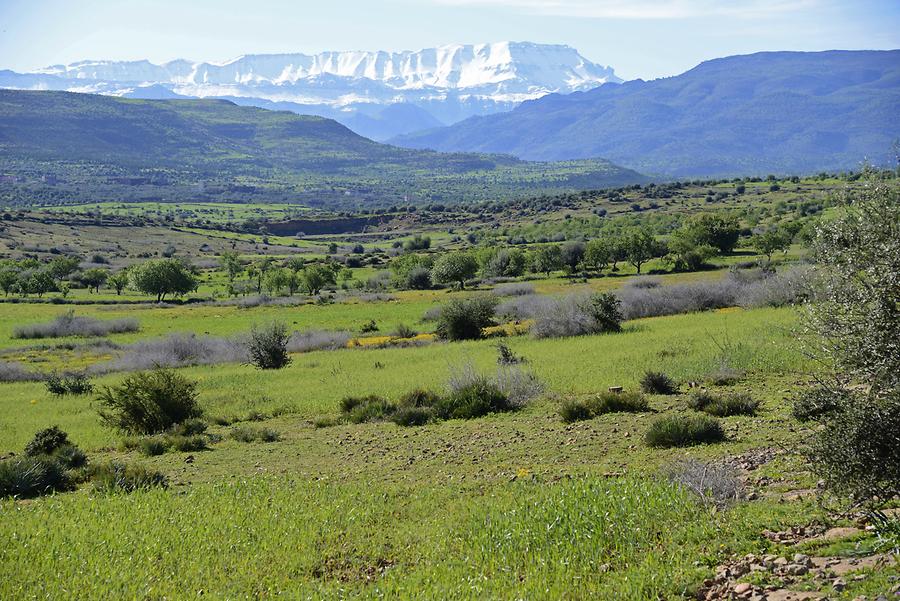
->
[645, 414, 724, 447]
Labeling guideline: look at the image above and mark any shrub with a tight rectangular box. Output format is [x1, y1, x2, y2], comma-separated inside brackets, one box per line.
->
[346, 396, 397, 424]
[101, 333, 246, 372]
[45, 371, 94, 395]
[435, 296, 498, 341]
[247, 321, 291, 369]
[87, 462, 167, 493]
[495, 342, 524, 365]
[559, 399, 593, 423]
[705, 367, 744, 386]
[0, 456, 71, 498]
[24, 425, 70, 456]
[792, 386, 844, 422]
[688, 391, 759, 416]
[492, 282, 535, 297]
[495, 365, 545, 407]
[51, 444, 88, 469]
[0, 360, 41, 382]
[645, 415, 724, 448]
[531, 292, 623, 339]
[588, 390, 650, 414]
[170, 418, 208, 436]
[398, 388, 442, 408]
[391, 407, 433, 427]
[392, 323, 417, 339]
[138, 437, 169, 456]
[97, 368, 201, 434]
[167, 434, 208, 452]
[667, 458, 744, 508]
[288, 329, 351, 353]
[435, 377, 511, 420]
[13, 311, 139, 339]
[640, 371, 678, 395]
[230, 425, 280, 443]
[360, 319, 379, 333]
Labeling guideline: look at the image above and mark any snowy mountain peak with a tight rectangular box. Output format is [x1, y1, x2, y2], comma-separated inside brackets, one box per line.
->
[8, 42, 620, 140]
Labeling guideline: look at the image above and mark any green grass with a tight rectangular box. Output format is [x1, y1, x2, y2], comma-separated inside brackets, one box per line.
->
[0, 474, 826, 599]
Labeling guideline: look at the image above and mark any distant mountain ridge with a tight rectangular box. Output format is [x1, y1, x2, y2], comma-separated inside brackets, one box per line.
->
[393, 50, 900, 177]
[0, 42, 620, 140]
[0, 89, 644, 207]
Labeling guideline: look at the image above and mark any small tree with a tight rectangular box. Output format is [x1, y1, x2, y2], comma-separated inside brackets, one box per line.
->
[751, 228, 791, 261]
[584, 238, 612, 273]
[130, 259, 198, 302]
[247, 321, 292, 369]
[435, 296, 498, 341]
[81, 268, 109, 294]
[560, 241, 586, 275]
[797, 176, 900, 503]
[219, 251, 244, 286]
[300, 264, 336, 295]
[431, 252, 478, 289]
[624, 228, 658, 274]
[530, 245, 563, 276]
[107, 270, 130, 295]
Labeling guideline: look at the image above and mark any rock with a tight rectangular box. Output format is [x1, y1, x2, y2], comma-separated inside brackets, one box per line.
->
[774, 557, 789, 566]
[786, 563, 809, 575]
[734, 582, 752, 594]
[794, 553, 811, 565]
[833, 577, 847, 591]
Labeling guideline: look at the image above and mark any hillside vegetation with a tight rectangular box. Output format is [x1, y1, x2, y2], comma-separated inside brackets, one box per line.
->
[395, 50, 900, 176]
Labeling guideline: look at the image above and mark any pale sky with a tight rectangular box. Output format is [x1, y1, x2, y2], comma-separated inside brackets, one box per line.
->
[0, 0, 897, 80]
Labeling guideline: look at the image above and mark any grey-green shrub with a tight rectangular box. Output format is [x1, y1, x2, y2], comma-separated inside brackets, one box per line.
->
[0, 456, 71, 498]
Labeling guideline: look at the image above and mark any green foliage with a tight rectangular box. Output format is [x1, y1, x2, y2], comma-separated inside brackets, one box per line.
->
[431, 251, 478, 289]
[299, 264, 336, 295]
[97, 368, 201, 434]
[80, 267, 109, 293]
[435, 296, 498, 341]
[45, 372, 94, 396]
[230, 425, 281, 443]
[529, 244, 563, 275]
[0, 456, 71, 498]
[106, 270, 130, 295]
[676, 212, 741, 254]
[558, 399, 594, 423]
[247, 321, 291, 370]
[639, 371, 678, 395]
[751, 228, 792, 260]
[479, 247, 527, 278]
[398, 388, 442, 408]
[688, 391, 759, 416]
[24, 426, 71, 457]
[799, 178, 900, 502]
[391, 406, 434, 427]
[129, 259, 198, 302]
[434, 378, 512, 420]
[585, 292, 624, 333]
[588, 390, 650, 414]
[645, 414, 724, 448]
[87, 461, 167, 493]
[623, 227, 660, 274]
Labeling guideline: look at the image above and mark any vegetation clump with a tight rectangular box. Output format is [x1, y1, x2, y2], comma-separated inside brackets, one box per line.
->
[645, 414, 724, 448]
[97, 367, 201, 434]
[0, 456, 72, 499]
[247, 321, 292, 369]
[45, 371, 94, 395]
[559, 390, 650, 423]
[86, 461, 168, 493]
[688, 391, 759, 416]
[230, 425, 280, 443]
[13, 311, 139, 339]
[639, 371, 678, 395]
[435, 296, 498, 341]
[532, 292, 623, 338]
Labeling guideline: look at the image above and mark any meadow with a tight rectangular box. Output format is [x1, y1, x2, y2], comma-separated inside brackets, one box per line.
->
[1, 174, 897, 600]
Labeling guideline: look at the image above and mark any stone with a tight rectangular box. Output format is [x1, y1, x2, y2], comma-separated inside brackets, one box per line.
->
[734, 582, 752, 594]
[822, 526, 863, 540]
[833, 578, 847, 591]
[794, 553, 811, 565]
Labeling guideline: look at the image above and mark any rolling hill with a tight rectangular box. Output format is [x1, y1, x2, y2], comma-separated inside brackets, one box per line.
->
[0, 90, 645, 208]
[393, 50, 900, 177]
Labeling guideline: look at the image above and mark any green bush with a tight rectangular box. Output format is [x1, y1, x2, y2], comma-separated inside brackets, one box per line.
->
[435, 296, 498, 341]
[166, 434, 208, 452]
[138, 437, 169, 457]
[87, 462, 168, 493]
[391, 407, 434, 427]
[688, 391, 759, 416]
[170, 418, 208, 436]
[559, 399, 593, 423]
[792, 386, 843, 421]
[640, 371, 678, 395]
[347, 397, 397, 424]
[434, 378, 511, 420]
[247, 321, 291, 369]
[230, 425, 280, 443]
[45, 372, 94, 395]
[586, 292, 624, 333]
[588, 390, 650, 414]
[0, 456, 71, 498]
[645, 415, 725, 448]
[50, 444, 88, 469]
[24, 425, 70, 456]
[97, 368, 201, 434]
[398, 388, 442, 408]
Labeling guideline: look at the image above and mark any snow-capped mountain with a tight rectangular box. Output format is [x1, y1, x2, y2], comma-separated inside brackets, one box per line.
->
[1, 42, 620, 140]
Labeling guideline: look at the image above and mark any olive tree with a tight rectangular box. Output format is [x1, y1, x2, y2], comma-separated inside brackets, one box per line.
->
[130, 259, 198, 302]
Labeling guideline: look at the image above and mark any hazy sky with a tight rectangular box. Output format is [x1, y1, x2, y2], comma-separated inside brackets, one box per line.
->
[1, 0, 898, 80]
